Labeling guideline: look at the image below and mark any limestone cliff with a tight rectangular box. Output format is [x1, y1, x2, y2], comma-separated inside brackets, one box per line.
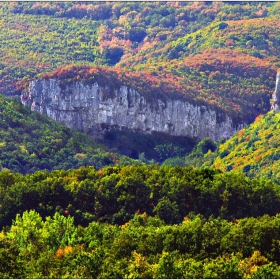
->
[21, 79, 244, 142]
[271, 72, 280, 112]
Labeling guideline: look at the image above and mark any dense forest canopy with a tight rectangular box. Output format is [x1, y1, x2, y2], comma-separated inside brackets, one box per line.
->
[1, 165, 280, 278]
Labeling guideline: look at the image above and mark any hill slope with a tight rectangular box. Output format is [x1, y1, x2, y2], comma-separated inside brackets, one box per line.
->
[184, 111, 280, 183]
[212, 111, 280, 183]
[0, 1, 278, 96]
[0, 1, 278, 129]
[125, 17, 280, 67]
[0, 94, 136, 174]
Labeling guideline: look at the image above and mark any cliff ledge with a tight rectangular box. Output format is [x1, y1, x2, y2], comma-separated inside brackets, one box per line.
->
[22, 79, 244, 141]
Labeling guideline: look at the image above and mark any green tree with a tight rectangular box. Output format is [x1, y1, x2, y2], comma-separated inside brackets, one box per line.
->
[126, 251, 154, 279]
[43, 212, 78, 250]
[153, 197, 180, 224]
[7, 210, 44, 253]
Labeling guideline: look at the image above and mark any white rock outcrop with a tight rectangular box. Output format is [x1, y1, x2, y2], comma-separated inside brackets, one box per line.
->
[21, 79, 244, 141]
[271, 72, 280, 112]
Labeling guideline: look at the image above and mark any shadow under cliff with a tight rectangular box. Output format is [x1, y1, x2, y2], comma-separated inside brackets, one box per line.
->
[100, 128, 197, 163]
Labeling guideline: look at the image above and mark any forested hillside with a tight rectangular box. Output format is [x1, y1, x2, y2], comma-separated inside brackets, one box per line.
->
[0, 94, 137, 174]
[183, 111, 280, 184]
[1, 165, 280, 278]
[1, 1, 278, 123]
[212, 111, 280, 183]
[0, 2, 278, 97]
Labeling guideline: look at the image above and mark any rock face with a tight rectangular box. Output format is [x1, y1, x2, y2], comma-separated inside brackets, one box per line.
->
[271, 72, 280, 112]
[21, 79, 244, 141]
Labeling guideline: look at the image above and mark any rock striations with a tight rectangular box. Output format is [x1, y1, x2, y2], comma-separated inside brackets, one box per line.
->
[21, 79, 244, 142]
[271, 72, 280, 113]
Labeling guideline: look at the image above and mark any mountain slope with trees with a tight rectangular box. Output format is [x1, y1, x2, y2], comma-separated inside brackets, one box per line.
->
[183, 111, 280, 184]
[212, 111, 280, 183]
[126, 16, 280, 67]
[0, 94, 137, 174]
[0, 2, 278, 97]
[0, 1, 278, 127]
